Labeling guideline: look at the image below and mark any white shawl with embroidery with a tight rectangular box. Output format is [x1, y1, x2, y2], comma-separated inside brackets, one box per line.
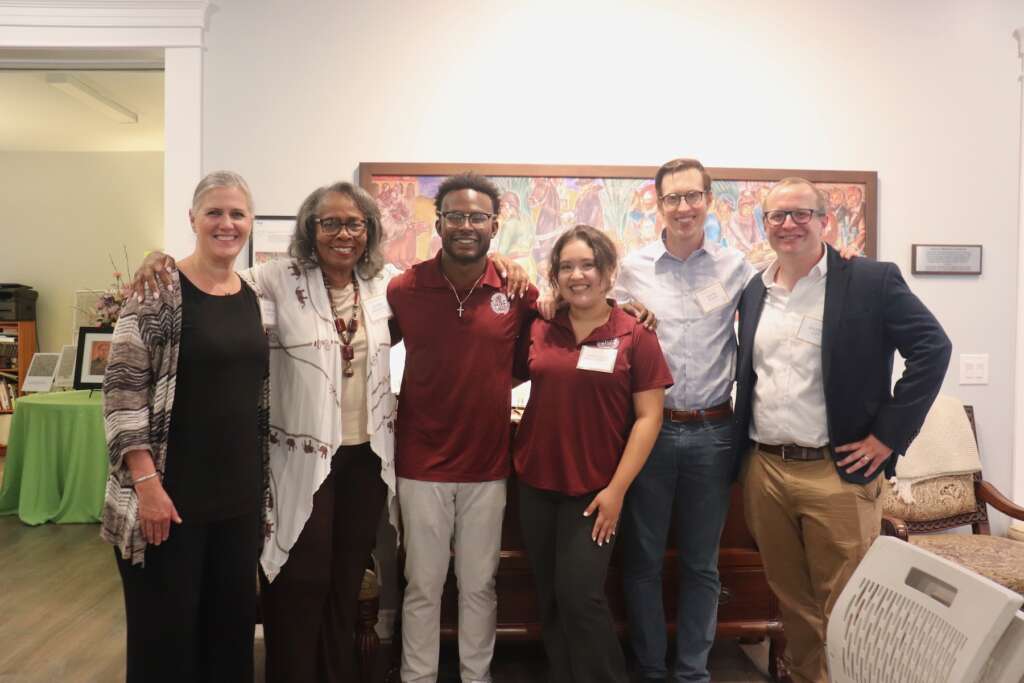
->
[242, 259, 398, 581]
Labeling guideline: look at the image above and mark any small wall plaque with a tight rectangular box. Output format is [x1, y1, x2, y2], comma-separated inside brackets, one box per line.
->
[911, 244, 982, 275]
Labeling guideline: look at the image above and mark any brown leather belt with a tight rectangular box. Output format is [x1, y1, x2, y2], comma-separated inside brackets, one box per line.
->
[756, 442, 830, 461]
[663, 401, 732, 423]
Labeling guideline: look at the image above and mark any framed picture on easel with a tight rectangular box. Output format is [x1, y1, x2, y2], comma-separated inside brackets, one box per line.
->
[74, 326, 114, 390]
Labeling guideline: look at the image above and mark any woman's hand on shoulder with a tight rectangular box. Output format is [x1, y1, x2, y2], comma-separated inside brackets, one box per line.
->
[491, 253, 531, 299]
[131, 251, 178, 302]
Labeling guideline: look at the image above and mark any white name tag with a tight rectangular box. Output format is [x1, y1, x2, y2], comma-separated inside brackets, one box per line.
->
[364, 296, 392, 322]
[577, 345, 618, 373]
[259, 298, 277, 328]
[797, 316, 823, 346]
[694, 281, 729, 314]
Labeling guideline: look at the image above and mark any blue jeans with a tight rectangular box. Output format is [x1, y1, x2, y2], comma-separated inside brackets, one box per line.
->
[621, 418, 734, 682]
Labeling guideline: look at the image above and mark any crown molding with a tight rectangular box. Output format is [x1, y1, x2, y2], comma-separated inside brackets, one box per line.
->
[0, 1, 209, 30]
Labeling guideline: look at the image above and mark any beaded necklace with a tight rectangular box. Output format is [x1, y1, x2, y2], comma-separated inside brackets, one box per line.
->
[323, 274, 360, 377]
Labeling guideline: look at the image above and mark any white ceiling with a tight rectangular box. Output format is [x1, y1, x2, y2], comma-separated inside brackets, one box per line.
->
[0, 68, 164, 152]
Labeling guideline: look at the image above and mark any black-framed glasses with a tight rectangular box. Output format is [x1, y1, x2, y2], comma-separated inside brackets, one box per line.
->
[658, 190, 706, 209]
[763, 209, 822, 227]
[316, 217, 367, 236]
[441, 211, 495, 227]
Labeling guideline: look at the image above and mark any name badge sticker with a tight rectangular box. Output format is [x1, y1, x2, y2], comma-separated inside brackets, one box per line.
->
[797, 316, 823, 346]
[364, 296, 393, 322]
[259, 298, 277, 328]
[694, 281, 729, 314]
[577, 345, 618, 373]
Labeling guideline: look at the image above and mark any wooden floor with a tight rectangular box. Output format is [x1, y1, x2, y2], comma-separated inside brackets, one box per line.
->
[0, 514, 771, 682]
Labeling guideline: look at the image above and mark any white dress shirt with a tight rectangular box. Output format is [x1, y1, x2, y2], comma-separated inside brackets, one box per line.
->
[749, 248, 829, 447]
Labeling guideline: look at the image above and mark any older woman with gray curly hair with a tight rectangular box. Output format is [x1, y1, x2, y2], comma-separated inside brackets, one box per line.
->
[247, 181, 400, 682]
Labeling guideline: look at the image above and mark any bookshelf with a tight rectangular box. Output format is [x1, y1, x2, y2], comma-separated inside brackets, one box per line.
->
[0, 320, 37, 415]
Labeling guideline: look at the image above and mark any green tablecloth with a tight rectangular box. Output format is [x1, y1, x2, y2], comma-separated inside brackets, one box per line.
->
[0, 390, 108, 524]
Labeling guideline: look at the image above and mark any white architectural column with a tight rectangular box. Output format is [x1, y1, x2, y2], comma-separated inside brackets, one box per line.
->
[1015, 27, 1024, 512]
[163, 46, 202, 257]
[0, 0, 209, 257]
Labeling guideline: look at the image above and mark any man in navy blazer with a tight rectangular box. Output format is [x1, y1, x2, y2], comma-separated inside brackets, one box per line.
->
[732, 177, 951, 683]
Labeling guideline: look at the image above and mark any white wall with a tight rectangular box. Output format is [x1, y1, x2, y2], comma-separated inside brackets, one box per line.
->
[0, 152, 163, 353]
[199, 0, 1024, 532]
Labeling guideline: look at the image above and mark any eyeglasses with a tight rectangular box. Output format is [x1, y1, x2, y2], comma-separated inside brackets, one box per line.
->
[316, 217, 367, 236]
[441, 211, 495, 227]
[659, 191, 706, 209]
[763, 209, 823, 226]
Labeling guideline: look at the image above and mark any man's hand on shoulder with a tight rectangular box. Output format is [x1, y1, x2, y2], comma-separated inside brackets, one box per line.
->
[622, 300, 657, 331]
[838, 243, 862, 261]
[536, 294, 563, 321]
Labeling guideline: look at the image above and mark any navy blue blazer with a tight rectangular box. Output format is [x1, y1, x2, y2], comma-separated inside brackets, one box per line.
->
[732, 245, 952, 484]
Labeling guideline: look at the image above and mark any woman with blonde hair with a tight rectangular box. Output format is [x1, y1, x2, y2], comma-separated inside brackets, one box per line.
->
[103, 170, 269, 682]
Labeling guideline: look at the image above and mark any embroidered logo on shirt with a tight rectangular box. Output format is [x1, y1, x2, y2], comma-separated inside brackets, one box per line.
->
[490, 292, 511, 315]
[595, 338, 620, 349]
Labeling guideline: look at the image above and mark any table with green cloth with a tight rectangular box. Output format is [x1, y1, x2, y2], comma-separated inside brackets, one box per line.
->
[0, 390, 108, 524]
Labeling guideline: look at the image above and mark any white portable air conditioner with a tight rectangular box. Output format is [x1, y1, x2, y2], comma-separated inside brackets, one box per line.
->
[826, 536, 1024, 683]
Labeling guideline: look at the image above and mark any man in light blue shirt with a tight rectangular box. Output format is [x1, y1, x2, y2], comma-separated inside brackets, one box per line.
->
[614, 158, 754, 683]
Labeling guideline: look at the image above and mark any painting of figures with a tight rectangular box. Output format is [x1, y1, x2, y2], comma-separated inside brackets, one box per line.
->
[360, 163, 876, 295]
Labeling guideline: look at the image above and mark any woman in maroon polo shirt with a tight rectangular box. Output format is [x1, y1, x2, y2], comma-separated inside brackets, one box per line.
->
[512, 224, 672, 683]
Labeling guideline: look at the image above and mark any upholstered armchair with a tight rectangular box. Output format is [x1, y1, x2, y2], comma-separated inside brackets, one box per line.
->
[880, 398, 1024, 599]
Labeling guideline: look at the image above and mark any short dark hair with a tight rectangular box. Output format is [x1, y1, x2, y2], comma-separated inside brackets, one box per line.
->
[548, 224, 619, 292]
[289, 182, 385, 278]
[434, 173, 501, 215]
[654, 158, 712, 196]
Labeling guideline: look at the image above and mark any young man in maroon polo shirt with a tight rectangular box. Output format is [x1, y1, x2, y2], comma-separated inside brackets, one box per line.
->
[387, 173, 539, 683]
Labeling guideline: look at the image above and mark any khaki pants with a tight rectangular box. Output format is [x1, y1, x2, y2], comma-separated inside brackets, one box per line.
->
[398, 477, 506, 683]
[741, 446, 882, 683]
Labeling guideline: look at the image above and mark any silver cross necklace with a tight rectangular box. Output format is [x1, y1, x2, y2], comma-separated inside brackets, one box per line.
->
[441, 270, 486, 318]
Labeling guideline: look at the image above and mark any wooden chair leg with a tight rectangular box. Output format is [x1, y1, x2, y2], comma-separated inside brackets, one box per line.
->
[356, 591, 380, 683]
[768, 633, 793, 683]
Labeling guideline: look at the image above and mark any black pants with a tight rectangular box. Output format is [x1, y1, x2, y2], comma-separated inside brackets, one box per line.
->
[259, 443, 386, 683]
[519, 482, 629, 683]
[115, 510, 261, 683]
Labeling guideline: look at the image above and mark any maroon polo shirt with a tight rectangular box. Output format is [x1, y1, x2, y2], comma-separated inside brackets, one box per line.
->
[388, 252, 539, 482]
[512, 307, 673, 495]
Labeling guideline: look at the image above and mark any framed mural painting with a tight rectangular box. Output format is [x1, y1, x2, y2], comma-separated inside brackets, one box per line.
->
[358, 162, 877, 296]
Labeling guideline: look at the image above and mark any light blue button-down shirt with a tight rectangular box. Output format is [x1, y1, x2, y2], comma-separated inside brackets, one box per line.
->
[613, 236, 755, 411]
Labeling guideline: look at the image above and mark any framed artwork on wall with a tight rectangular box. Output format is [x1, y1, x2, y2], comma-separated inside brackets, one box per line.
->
[248, 215, 296, 267]
[74, 326, 114, 390]
[358, 162, 877, 294]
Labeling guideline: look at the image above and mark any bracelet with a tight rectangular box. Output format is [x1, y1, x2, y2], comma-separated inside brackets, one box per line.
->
[132, 472, 159, 486]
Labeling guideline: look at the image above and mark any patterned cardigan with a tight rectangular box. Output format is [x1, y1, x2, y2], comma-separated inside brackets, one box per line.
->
[100, 270, 272, 565]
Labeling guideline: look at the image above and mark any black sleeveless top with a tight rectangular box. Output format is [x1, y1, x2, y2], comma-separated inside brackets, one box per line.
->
[163, 272, 268, 522]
